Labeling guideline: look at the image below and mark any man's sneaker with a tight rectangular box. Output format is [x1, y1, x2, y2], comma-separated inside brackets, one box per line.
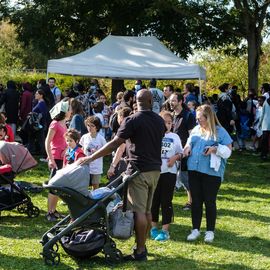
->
[182, 202, 192, 211]
[124, 249, 147, 262]
[187, 229, 200, 241]
[45, 212, 58, 222]
[204, 231, 214, 243]
[155, 230, 170, 241]
[39, 158, 48, 162]
[150, 227, 159, 240]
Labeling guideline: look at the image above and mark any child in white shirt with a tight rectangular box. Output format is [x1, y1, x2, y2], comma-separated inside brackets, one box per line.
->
[80, 116, 106, 190]
[150, 111, 183, 241]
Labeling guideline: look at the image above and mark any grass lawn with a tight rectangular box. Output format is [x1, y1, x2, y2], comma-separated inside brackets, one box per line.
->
[0, 151, 270, 270]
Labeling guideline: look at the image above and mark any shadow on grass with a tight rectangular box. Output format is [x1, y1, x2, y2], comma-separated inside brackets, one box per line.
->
[0, 214, 55, 239]
[219, 207, 270, 223]
[62, 250, 254, 270]
[0, 253, 74, 270]
[39, 250, 256, 270]
[219, 187, 270, 200]
[211, 229, 270, 259]
[168, 223, 270, 259]
[145, 255, 254, 270]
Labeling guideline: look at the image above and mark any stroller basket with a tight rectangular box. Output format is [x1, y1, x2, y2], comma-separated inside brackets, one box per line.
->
[41, 168, 140, 266]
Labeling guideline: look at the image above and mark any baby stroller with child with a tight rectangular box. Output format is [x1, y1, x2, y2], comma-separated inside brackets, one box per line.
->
[0, 141, 40, 217]
[40, 162, 140, 266]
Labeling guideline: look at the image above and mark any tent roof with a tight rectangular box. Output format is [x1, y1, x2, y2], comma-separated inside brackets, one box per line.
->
[47, 35, 206, 80]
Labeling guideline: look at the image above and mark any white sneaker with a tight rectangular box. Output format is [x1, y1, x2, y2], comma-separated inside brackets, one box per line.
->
[187, 229, 200, 241]
[204, 231, 214, 243]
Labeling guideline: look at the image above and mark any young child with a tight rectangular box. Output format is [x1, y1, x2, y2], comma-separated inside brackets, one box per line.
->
[150, 111, 183, 241]
[0, 112, 14, 142]
[187, 100, 197, 118]
[250, 96, 266, 151]
[0, 124, 8, 141]
[80, 116, 106, 190]
[63, 128, 85, 167]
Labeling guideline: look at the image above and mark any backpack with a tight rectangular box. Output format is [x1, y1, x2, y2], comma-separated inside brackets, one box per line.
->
[239, 114, 250, 139]
[52, 87, 64, 101]
[22, 112, 43, 132]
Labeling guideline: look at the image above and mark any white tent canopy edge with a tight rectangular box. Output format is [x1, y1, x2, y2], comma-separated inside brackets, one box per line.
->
[47, 35, 206, 81]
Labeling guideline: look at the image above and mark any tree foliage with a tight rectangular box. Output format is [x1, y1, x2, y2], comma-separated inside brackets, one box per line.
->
[2, 0, 270, 91]
[0, 21, 24, 71]
[6, 0, 247, 60]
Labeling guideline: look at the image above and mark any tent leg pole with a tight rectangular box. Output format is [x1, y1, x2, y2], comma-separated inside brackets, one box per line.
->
[199, 78, 202, 104]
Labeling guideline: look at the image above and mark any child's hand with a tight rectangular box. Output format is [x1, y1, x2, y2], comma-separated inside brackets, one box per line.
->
[183, 146, 191, 157]
[167, 155, 178, 168]
[48, 159, 57, 170]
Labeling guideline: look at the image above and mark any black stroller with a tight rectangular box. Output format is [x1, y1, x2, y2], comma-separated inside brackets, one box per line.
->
[40, 164, 140, 266]
[0, 141, 40, 218]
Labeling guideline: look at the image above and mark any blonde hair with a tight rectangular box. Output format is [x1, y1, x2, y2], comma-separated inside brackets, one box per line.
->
[196, 104, 221, 140]
[159, 110, 173, 121]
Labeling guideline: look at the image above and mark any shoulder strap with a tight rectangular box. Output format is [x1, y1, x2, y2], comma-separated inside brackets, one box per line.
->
[52, 87, 56, 96]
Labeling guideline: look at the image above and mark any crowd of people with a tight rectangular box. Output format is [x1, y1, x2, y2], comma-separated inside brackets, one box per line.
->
[0, 77, 270, 261]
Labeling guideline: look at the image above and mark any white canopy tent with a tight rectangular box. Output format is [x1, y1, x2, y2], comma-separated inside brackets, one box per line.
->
[47, 35, 206, 81]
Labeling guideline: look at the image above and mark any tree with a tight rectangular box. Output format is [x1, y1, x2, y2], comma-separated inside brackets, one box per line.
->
[5, 0, 270, 94]
[0, 21, 24, 71]
[172, 0, 270, 92]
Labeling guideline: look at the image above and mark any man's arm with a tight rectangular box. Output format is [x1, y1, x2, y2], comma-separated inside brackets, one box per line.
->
[77, 136, 126, 165]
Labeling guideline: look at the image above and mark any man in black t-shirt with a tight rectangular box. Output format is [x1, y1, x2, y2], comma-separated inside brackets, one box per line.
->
[78, 89, 165, 261]
[170, 93, 196, 210]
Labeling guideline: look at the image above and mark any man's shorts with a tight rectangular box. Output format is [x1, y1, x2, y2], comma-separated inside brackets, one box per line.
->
[89, 174, 101, 185]
[127, 170, 160, 213]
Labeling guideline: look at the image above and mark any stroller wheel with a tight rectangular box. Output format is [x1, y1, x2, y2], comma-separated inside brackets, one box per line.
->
[105, 248, 123, 264]
[44, 251, 60, 266]
[17, 204, 28, 214]
[27, 206, 40, 218]
[110, 240, 116, 248]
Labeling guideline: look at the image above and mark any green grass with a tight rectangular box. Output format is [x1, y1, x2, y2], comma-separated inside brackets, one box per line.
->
[0, 152, 270, 270]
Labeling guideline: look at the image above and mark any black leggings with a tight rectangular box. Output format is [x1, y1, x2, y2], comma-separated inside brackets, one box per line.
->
[49, 159, 63, 195]
[49, 159, 63, 178]
[188, 171, 221, 231]
[151, 172, 176, 225]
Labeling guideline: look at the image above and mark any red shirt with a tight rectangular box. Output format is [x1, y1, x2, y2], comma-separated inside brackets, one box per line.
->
[5, 124, 14, 142]
[63, 146, 85, 166]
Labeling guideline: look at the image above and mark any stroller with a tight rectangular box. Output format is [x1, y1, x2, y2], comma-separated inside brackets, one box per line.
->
[0, 141, 40, 218]
[40, 163, 140, 266]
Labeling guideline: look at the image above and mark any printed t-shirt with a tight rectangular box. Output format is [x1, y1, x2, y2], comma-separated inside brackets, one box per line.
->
[161, 132, 183, 174]
[79, 133, 106, 174]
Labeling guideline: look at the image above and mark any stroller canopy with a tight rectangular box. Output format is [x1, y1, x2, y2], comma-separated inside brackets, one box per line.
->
[0, 141, 37, 173]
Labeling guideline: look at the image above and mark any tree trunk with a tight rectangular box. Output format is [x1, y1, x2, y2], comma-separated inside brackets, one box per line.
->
[111, 79, 124, 103]
[247, 31, 261, 93]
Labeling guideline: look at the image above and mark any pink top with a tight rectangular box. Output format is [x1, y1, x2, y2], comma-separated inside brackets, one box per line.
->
[49, 120, 67, 160]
